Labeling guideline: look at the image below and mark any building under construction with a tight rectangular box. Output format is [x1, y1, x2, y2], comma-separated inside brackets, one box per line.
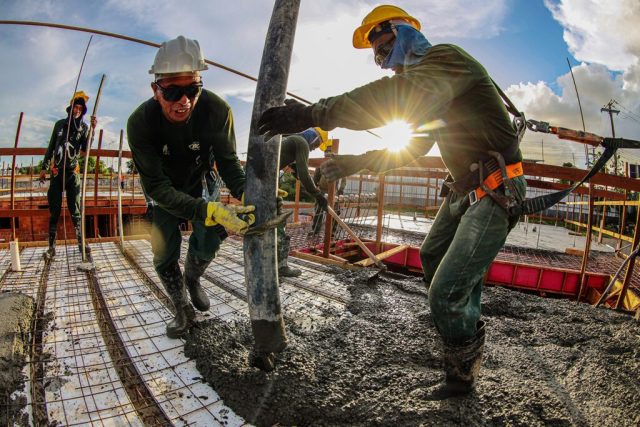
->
[1, 135, 639, 425]
[1, 3, 640, 426]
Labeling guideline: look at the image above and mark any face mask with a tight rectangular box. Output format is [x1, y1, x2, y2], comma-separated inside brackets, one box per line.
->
[381, 24, 432, 70]
[374, 37, 396, 67]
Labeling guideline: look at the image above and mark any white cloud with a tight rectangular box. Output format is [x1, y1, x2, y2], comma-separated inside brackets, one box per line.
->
[0, 0, 517, 161]
[507, 62, 640, 167]
[545, 0, 640, 71]
[506, 1, 640, 168]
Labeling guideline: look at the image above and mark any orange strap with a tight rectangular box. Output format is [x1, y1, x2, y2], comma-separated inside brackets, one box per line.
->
[474, 162, 524, 201]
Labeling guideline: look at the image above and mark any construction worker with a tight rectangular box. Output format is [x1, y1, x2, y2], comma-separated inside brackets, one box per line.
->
[127, 36, 255, 339]
[277, 127, 328, 277]
[40, 91, 97, 260]
[258, 5, 526, 398]
[309, 168, 346, 237]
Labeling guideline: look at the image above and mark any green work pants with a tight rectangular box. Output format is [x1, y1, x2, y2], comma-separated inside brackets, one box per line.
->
[151, 206, 224, 274]
[420, 176, 525, 342]
[47, 171, 81, 231]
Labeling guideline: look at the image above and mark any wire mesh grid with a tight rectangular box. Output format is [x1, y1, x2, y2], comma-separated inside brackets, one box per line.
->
[91, 241, 245, 426]
[204, 236, 350, 308]
[2, 213, 639, 426]
[1, 246, 142, 426]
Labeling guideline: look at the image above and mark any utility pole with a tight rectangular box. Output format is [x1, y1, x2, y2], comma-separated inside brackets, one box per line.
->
[601, 99, 620, 174]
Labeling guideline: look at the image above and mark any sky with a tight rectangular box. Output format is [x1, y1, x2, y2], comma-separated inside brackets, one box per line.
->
[0, 0, 639, 170]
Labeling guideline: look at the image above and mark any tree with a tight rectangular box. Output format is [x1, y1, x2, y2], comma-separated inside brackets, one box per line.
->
[78, 156, 108, 174]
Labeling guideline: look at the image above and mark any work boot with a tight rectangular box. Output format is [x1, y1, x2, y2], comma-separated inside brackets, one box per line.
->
[158, 263, 195, 339]
[277, 233, 301, 278]
[44, 230, 56, 260]
[279, 264, 302, 278]
[74, 222, 91, 257]
[184, 252, 211, 312]
[425, 321, 486, 400]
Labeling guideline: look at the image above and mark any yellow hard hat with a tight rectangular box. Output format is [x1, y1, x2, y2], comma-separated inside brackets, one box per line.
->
[70, 90, 89, 104]
[352, 5, 421, 49]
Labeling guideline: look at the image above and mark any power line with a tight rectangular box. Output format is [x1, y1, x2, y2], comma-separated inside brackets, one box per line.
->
[613, 100, 640, 122]
[601, 99, 620, 175]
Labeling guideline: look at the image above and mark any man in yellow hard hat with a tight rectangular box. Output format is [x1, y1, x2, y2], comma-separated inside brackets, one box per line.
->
[258, 5, 526, 398]
[40, 91, 97, 260]
[127, 36, 255, 339]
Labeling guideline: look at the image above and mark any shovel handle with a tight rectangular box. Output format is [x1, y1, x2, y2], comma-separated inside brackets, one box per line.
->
[325, 205, 386, 270]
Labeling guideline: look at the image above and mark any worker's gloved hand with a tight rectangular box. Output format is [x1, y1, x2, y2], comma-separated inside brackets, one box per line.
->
[258, 99, 314, 139]
[205, 202, 255, 235]
[319, 154, 361, 181]
[314, 193, 328, 209]
[90, 115, 97, 129]
[276, 188, 288, 213]
[39, 170, 46, 183]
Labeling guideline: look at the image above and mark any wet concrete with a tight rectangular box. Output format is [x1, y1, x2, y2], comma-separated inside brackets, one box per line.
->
[185, 270, 640, 426]
[0, 292, 35, 426]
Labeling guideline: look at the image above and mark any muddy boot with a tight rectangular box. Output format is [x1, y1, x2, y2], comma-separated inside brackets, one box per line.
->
[425, 321, 486, 400]
[44, 230, 56, 260]
[279, 265, 302, 277]
[74, 223, 91, 257]
[277, 234, 301, 278]
[184, 252, 211, 312]
[158, 263, 195, 339]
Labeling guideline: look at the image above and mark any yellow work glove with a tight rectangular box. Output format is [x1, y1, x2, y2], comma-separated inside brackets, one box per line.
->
[277, 188, 288, 198]
[205, 202, 255, 235]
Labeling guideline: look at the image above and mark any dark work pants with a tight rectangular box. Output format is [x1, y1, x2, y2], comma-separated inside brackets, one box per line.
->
[150, 206, 223, 274]
[47, 171, 81, 232]
[420, 176, 526, 342]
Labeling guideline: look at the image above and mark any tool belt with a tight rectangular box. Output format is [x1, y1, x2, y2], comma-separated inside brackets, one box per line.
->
[443, 151, 524, 214]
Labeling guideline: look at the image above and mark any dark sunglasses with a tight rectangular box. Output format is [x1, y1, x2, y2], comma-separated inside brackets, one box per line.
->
[155, 81, 203, 102]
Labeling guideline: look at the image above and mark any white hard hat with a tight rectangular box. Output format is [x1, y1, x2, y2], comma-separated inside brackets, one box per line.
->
[149, 35, 209, 77]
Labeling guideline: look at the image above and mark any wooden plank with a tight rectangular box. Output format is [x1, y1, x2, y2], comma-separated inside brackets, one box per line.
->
[355, 244, 409, 267]
[335, 249, 360, 258]
[290, 250, 361, 270]
[565, 248, 584, 256]
[328, 254, 349, 263]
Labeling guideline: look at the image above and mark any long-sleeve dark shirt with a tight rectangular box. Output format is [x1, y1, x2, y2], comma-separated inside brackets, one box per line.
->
[43, 117, 89, 171]
[279, 134, 320, 196]
[127, 90, 245, 221]
[309, 44, 521, 181]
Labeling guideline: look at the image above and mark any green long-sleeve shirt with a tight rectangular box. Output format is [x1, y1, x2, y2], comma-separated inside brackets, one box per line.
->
[43, 117, 89, 171]
[279, 135, 320, 196]
[127, 89, 245, 221]
[310, 44, 521, 181]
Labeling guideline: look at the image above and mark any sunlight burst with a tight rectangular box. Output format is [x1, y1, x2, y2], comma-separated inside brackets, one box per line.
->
[376, 120, 414, 152]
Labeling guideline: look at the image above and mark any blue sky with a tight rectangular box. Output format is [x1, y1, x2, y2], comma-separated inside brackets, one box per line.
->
[0, 0, 639, 169]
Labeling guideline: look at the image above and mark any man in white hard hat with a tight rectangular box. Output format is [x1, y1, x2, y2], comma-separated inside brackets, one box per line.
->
[40, 91, 97, 260]
[127, 36, 255, 339]
[258, 5, 527, 399]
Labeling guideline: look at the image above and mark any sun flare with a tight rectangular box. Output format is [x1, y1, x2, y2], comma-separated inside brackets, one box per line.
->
[376, 120, 413, 152]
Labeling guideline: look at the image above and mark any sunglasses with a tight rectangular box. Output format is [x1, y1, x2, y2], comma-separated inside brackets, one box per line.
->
[155, 81, 203, 102]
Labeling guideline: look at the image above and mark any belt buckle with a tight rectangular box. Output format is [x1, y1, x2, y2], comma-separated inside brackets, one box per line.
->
[469, 190, 479, 205]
